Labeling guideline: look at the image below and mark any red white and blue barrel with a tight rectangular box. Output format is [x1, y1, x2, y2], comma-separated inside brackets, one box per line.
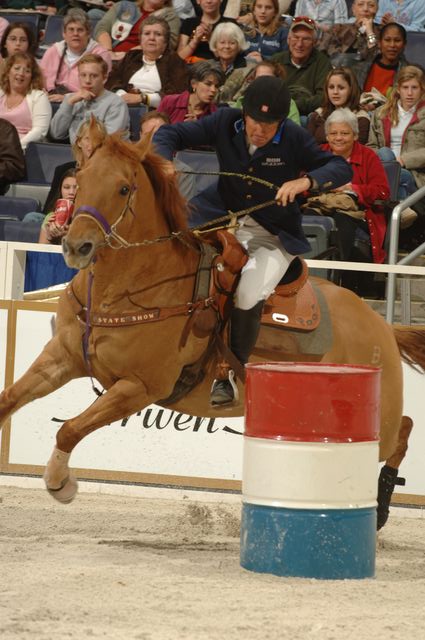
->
[240, 362, 380, 580]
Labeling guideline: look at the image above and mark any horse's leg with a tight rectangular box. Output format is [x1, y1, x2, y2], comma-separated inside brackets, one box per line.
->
[377, 415, 414, 530]
[44, 377, 151, 503]
[0, 336, 83, 429]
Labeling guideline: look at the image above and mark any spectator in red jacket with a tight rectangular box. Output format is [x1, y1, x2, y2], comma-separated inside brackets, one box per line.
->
[304, 107, 390, 265]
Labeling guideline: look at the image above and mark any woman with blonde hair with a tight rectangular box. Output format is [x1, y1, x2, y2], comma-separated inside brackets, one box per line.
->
[0, 52, 51, 149]
[94, 0, 180, 59]
[241, 0, 288, 60]
[368, 65, 425, 198]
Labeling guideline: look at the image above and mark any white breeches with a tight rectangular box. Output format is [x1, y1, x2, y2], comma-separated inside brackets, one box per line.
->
[234, 216, 295, 310]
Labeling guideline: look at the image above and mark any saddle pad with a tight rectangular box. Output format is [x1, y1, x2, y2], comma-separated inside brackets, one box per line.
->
[261, 280, 320, 331]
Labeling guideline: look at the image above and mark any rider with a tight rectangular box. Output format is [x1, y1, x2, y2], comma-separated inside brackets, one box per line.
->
[153, 76, 353, 405]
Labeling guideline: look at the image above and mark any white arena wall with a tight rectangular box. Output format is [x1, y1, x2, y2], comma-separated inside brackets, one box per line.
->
[0, 242, 425, 507]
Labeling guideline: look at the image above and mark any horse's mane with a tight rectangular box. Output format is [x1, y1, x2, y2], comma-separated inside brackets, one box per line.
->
[103, 135, 189, 233]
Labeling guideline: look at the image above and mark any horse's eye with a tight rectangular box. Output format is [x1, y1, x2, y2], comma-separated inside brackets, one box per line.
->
[120, 186, 130, 196]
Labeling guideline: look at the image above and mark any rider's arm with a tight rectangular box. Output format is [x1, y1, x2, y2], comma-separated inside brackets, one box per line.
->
[152, 109, 240, 160]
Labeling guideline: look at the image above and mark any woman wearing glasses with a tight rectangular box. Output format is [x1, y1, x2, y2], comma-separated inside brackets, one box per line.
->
[0, 22, 37, 61]
[303, 107, 390, 296]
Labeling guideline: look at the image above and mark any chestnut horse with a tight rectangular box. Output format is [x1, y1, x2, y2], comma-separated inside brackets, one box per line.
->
[1, 132, 425, 514]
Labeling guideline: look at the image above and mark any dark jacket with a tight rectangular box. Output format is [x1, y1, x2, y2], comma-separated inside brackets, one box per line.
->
[271, 48, 332, 115]
[105, 50, 189, 96]
[0, 119, 26, 195]
[153, 108, 352, 254]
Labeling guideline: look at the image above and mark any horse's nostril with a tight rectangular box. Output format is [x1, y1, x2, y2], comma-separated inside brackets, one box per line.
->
[79, 242, 93, 256]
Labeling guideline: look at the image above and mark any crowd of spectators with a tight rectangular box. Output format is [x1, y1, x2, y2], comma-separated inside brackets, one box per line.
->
[1, 0, 425, 295]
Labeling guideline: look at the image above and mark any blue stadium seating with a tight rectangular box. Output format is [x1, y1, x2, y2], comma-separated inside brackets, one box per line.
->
[0, 12, 41, 37]
[404, 32, 425, 68]
[23, 142, 73, 184]
[0, 196, 41, 241]
[129, 105, 148, 141]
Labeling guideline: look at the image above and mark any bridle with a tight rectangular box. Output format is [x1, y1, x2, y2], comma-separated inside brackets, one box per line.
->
[71, 169, 282, 252]
[72, 180, 139, 250]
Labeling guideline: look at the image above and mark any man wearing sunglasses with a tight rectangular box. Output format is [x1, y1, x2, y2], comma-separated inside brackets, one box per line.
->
[153, 76, 352, 406]
[272, 17, 332, 116]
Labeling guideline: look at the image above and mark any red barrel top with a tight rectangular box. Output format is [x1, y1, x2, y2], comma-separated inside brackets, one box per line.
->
[245, 362, 381, 442]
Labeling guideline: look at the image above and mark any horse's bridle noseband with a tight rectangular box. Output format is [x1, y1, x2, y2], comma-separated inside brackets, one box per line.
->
[73, 182, 137, 249]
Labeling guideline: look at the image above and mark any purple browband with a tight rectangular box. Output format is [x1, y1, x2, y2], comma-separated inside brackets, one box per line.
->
[74, 205, 112, 235]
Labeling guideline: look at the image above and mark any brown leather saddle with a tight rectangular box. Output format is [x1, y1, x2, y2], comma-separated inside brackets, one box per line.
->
[209, 230, 320, 332]
[160, 231, 323, 405]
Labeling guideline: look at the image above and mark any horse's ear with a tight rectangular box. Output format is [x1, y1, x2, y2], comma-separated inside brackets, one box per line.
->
[88, 114, 100, 136]
[133, 132, 153, 160]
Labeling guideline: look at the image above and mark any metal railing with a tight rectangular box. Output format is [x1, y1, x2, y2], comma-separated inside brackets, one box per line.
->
[386, 185, 425, 323]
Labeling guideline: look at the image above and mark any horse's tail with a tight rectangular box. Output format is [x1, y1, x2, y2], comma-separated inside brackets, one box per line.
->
[393, 326, 425, 373]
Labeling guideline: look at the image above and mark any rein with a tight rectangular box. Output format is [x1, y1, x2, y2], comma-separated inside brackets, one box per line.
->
[71, 170, 281, 391]
[73, 171, 281, 250]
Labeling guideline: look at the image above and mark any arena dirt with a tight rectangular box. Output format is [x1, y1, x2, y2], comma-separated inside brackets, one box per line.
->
[0, 485, 424, 640]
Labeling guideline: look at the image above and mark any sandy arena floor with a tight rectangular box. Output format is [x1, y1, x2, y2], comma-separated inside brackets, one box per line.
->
[0, 485, 425, 640]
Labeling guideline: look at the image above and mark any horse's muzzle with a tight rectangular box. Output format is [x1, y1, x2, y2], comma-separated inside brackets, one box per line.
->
[62, 237, 95, 269]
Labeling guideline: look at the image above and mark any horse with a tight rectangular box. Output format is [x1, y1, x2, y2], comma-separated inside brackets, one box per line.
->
[1, 130, 425, 524]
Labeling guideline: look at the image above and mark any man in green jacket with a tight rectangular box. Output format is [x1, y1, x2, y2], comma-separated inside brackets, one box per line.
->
[272, 16, 332, 116]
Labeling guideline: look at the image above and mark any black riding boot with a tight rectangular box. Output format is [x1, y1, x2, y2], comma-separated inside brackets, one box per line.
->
[211, 301, 264, 406]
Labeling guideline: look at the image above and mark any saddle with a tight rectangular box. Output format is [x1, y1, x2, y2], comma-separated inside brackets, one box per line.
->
[160, 231, 321, 405]
[205, 230, 320, 332]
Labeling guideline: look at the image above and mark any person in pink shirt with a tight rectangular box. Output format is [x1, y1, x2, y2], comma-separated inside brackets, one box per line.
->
[158, 60, 224, 123]
[39, 8, 112, 103]
[0, 53, 52, 149]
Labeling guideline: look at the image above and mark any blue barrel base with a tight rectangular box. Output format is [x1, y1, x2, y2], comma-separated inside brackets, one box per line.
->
[240, 503, 376, 580]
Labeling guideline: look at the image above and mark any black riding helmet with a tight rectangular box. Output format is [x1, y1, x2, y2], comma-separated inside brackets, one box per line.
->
[243, 76, 291, 124]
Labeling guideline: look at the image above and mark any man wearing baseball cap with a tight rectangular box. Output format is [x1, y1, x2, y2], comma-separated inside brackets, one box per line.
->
[153, 76, 352, 405]
[272, 16, 332, 115]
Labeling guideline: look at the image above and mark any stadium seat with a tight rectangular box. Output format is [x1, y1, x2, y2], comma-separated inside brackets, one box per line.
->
[129, 105, 148, 141]
[0, 12, 41, 37]
[7, 184, 51, 209]
[404, 32, 425, 68]
[0, 196, 41, 241]
[382, 160, 401, 203]
[175, 149, 219, 195]
[0, 195, 40, 219]
[24, 142, 73, 184]
[3, 220, 41, 243]
[37, 14, 64, 57]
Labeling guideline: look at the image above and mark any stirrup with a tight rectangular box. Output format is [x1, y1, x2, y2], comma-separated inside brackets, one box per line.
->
[210, 370, 239, 406]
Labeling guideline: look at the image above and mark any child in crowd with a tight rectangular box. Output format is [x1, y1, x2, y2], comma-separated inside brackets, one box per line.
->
[39, 169, 78, 244]
[242, 0, 289, 60]
[308, 67, 370, 144]
[368, 64, 425, 200]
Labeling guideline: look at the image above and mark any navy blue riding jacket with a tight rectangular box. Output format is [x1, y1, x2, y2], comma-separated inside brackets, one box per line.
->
[153, 108, 353, 255]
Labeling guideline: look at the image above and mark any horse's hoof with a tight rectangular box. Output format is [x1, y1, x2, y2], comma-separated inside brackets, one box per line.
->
[44, 475, 78, 504]
[377, 465, 405, 530]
